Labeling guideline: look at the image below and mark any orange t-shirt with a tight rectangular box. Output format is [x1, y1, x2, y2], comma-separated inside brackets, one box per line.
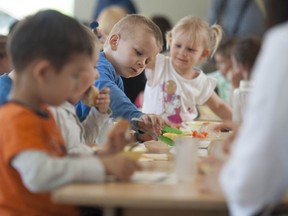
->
[0, 102, 79, 216]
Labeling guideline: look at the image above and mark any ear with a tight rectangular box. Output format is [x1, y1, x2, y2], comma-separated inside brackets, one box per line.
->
[32, 60, 54, 84]
[109, 34, 120, 51]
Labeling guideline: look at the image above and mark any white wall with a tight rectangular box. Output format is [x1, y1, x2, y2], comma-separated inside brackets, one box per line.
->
[74, 0, 95, 22]
[74, 0, 211, 24]
[134, 0, 211, 25]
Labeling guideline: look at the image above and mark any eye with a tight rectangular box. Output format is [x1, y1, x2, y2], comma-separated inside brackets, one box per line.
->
[175, 44, 181, 48]
[135, 49, 142, 56]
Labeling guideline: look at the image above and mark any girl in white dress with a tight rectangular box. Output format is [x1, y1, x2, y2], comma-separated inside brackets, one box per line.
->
[143, 16, 232, 126]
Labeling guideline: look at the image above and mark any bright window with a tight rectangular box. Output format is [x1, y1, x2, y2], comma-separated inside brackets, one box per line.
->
[0, 0, 74, 35]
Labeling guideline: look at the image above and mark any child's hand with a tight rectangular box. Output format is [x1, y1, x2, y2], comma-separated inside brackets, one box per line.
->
[94, 87, 110, 113]
[99, 128, 133, 155]
[196, 156, 224, 194]
[98, 118, 133, 155]
[136, 114, 165, 141]
[212, 121, 240, 154]
[100, 155, 141, 181]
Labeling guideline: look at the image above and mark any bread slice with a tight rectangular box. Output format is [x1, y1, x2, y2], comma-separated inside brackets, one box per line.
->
[82, 86, 100, 107]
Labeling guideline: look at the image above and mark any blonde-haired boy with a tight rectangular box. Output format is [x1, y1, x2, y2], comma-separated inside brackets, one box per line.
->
[76, 14, 165, 140]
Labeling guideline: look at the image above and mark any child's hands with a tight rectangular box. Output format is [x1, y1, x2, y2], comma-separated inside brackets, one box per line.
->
[94, 87, 110, 113]
[100, 155, 141, 181]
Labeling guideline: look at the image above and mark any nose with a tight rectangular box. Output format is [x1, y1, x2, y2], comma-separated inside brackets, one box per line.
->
[180, 48, 187, 56]
[137, 59, 145, 68]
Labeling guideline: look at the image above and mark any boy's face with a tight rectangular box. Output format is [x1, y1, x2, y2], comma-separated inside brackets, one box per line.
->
[170, 33, 208, 74]
[214, 53, 233, 77]
[41, 53, 98, 106]
[68, 54, 99, 104]
[108, 28, 160, 78]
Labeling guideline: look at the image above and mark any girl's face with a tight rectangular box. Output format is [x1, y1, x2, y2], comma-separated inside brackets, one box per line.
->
[214, 53, 232, 77]
[170, 33, 208, 74]
[107, 28, 160, 78]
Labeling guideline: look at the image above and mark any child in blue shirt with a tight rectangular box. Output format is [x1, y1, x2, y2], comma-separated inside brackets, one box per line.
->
[76, 14, 165, 138]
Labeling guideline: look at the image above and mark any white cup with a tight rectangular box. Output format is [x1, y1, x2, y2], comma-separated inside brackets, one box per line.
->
[174, 137, 199, 182]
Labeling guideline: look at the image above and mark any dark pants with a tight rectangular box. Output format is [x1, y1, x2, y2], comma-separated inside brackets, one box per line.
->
[79, 206, 103, 216]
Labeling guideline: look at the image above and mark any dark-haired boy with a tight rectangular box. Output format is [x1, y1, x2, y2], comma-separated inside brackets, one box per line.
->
[0, 10, 140, 215]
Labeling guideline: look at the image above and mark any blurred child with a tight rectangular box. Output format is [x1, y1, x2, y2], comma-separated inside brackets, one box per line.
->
[97, 5, 127, 36]
[75, 14, 165, 140]
[230, 37, 261, 123]
[142, 16, 232, 126]
[0, 10, 140, 215]
[208, 37, 238, 103]
[199, 1, 288, 215]
[0, 29, 130, 155]
[230, 37, 261, 90]
[0, 35, 13, 75]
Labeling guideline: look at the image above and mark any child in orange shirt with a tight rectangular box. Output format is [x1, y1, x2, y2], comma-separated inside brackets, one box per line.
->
[0, 9, 140, 216]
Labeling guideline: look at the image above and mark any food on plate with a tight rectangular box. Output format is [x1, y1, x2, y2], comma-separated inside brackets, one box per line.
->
[191, 130, 208, 138]
[82, 86, 100, 107]
[120, 151, 143, 161]
[162, 132, 179, 140]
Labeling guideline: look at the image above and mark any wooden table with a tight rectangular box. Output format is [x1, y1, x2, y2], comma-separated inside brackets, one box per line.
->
[52, 159, 230, 216]
[52, 132, 288, 216]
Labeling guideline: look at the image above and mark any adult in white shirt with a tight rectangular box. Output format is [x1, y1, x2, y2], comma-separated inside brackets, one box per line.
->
[220, 21, 288, 216]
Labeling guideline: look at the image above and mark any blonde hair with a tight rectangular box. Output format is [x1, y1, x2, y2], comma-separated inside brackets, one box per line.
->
[104, 14, 163, 51]
[166, 16, 223, 57]
[97, 6, 127, 35]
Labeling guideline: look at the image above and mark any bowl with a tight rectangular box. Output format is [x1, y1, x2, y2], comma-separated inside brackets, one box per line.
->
[144, 140, 171, 154]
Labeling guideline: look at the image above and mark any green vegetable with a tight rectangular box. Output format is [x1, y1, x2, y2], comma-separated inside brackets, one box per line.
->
[162, 125, 183, 134]
[158, 135, 174, 146]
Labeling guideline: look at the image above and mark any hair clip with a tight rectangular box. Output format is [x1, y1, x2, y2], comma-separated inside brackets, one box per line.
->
[90, 21, 102, 39]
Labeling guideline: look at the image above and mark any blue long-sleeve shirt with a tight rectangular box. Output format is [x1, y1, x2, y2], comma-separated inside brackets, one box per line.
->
[75, 52, 143, 121]
[0, 73, 12, 106]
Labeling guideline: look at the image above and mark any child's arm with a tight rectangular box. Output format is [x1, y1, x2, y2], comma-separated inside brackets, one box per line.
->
[96, 71, 143, 120]
[82, 88, 111, 145]
[12, 150, 141, 192]
[49, 104, 95, 154]
[82, 107, 111, 146]
[205, 92, 232, 120]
